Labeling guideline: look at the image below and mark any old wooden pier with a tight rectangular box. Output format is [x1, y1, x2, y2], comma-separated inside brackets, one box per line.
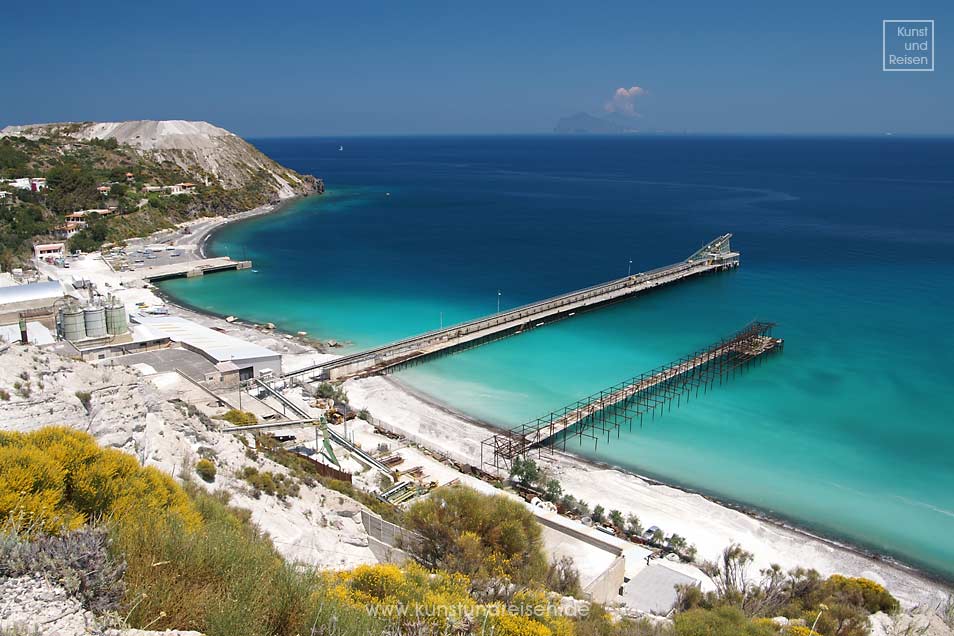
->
[480, 321, 783, 471]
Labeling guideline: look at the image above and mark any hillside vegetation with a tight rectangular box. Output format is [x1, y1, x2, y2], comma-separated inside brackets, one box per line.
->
[0, 427, 908, 636]
[0, 120, 319, 268]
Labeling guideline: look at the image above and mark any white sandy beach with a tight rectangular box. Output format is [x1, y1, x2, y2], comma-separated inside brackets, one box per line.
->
[345, 375, 952, 609]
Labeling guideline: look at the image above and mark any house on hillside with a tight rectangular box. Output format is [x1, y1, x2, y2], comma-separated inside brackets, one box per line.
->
[53, 222, 85, 240]
[7, 177, 48, 192]
[165, 182, 197, 195]
[33, 242, 66, 261]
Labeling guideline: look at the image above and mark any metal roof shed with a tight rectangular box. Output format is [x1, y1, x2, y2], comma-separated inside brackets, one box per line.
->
[130, 313, 282, 377]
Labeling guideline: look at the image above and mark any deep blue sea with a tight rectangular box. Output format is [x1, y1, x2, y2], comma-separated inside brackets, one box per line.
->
[160, 136, 954, 579]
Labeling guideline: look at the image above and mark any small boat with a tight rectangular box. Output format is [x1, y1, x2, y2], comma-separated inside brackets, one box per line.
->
[251, 269, 259, 273]
[338, 145, 344, 151]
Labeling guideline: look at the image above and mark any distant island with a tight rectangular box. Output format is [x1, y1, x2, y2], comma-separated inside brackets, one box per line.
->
[554, 112, 638, 134]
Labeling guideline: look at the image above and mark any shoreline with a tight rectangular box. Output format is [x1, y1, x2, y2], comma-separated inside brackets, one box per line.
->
[196, 195, 305, 260]
[382, 374, 949, 587]
[344, 374, 952, 608]
[150, 201, 953, 608]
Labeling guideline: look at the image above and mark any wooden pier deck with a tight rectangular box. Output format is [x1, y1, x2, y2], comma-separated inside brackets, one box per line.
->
[287, 234, 740, 382]
[481, 321, 783, 471]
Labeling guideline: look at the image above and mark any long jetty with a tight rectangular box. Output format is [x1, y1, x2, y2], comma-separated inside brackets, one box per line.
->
[481, 321, 783, 471]
[286, 234, 740, 382]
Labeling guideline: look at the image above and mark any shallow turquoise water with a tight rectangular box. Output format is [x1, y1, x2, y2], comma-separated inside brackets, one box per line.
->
[160, 136, 954, 579]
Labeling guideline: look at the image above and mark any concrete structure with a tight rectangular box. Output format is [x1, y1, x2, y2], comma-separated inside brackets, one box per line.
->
[0, 281, 64, 327]
[623, 563, 698, 614]
[73, 324, 171, 362]
[214, 360, 241, 387]
[33, 243, 66, 261]
[131, 313, 281, 379]
[534, 510, 627, 605]
[117, 256, 252, 282]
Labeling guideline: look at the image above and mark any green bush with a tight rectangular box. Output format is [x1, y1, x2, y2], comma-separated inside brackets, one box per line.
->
[115, 486, 382, 636]
[674, 607, 778, 636]
[252, 434, 401, 521]
[404, 484, 547, 585]
[220, 409, 258, 427]
[314, 381, 347, 403]
[75, 390, 92, 413]
[195, 458, 217, 483]
[238, 466, 299, 500]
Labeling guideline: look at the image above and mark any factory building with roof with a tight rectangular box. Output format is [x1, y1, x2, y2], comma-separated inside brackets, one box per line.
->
[130, 313, 282, 380]
[0, 280, 64, 328]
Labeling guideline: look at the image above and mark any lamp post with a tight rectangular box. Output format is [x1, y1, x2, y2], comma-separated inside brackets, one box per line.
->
[628, 259, 633, 276]
[497, 290, 501, 313]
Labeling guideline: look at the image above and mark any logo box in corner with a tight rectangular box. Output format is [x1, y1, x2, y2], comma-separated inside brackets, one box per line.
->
[883, 20, 934, 71]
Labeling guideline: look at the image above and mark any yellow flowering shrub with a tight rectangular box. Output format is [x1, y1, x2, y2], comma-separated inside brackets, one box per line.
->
[823, 575, 899, 614]
[751, 617, 781, 631]
[0, 427, 200, 534]
[328, 562, 570, 636]
[785, 626, 819, 636]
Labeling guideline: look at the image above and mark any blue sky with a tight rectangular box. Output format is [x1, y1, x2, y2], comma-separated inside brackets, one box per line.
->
[2, 1, 950, 136]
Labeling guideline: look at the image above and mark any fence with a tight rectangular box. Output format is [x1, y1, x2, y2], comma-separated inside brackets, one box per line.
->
[361, 510, 423, 554]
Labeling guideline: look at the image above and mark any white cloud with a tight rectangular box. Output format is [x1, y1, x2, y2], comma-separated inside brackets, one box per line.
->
[604, 86, 646, 116]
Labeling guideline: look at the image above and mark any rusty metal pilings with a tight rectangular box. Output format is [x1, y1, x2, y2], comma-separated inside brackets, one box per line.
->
[481, 321, 780, 469]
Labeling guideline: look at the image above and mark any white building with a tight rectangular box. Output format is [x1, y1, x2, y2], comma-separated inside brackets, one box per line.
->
[33, 242, 66, 261]
[53, 222, 85, 240]
[7, 177, 47, 191]
[130, 313, 282, 380]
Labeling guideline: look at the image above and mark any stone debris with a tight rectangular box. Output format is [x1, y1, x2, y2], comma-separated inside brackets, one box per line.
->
[0, 343, 378, 572]
[0, 575, 96, 636]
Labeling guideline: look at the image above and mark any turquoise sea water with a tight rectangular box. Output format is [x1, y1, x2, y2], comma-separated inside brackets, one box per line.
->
[159, 136, 954, 579]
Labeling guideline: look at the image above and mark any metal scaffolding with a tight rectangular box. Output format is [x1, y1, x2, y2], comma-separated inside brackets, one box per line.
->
[480, 321, 783, 472]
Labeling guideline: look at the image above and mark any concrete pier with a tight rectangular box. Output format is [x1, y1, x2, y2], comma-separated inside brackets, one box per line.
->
[288, 234, 739, 382]
[141, 257, 252, 282]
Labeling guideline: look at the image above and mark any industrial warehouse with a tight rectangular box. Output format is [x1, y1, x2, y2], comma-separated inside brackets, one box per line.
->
[0, 269, 281, 384]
